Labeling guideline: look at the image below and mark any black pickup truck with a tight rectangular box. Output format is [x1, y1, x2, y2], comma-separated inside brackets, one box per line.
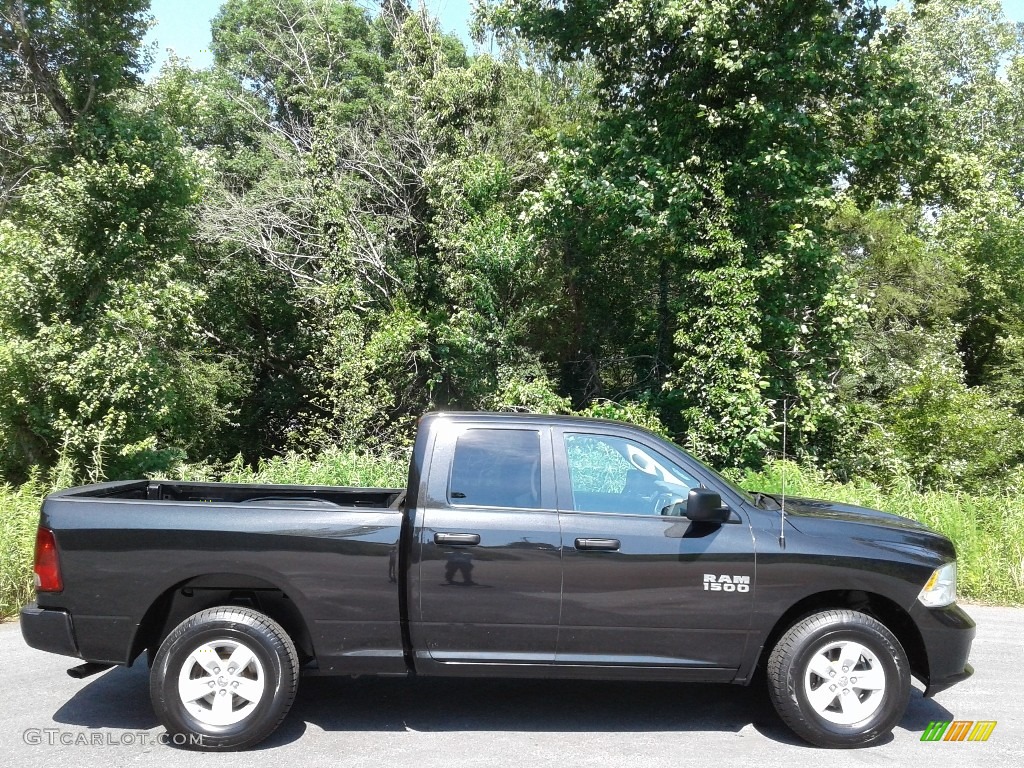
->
[21, 412, 974, 750]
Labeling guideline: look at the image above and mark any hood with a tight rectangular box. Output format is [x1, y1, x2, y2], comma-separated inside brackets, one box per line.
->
[780, 496, 929, 531]
[776, 495, 955, 561]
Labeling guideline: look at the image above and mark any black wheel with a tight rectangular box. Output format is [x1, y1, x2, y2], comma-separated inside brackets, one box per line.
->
[767, 609, 910, 748]
[150, 606, 299, 750]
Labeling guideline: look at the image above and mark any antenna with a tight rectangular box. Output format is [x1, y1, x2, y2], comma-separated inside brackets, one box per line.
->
[779, 396, 787, 548]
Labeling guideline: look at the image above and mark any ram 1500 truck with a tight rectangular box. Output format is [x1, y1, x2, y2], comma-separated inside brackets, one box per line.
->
[20, 412, 974, 750]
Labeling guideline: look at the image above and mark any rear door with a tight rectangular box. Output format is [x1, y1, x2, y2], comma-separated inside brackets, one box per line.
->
[410, 420, 562, 666]
[554, 427, 755, 678]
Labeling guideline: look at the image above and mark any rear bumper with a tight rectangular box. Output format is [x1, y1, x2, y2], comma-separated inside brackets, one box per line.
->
[911, 601, 975, 697]
[20, 603, 81, 659]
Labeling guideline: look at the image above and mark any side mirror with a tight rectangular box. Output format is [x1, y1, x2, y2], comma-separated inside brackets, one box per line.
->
[686, 488, 730, 523]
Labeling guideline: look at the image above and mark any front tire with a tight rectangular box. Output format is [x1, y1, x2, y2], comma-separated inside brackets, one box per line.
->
[767, 609, 910, 748]
[150, 606, 299, 750]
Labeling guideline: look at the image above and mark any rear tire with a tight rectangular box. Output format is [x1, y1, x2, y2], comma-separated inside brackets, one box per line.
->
[767, 609, 910, 748]
[150, 606, 299, 750]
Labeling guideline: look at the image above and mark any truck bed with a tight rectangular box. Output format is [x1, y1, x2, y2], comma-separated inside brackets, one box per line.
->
[35, 479, 408, 674]
[51, 479, 406, 509]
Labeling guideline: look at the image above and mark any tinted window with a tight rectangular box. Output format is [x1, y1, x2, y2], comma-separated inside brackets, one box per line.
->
[565, 433, 699, 515]
[449, 429, 542, 509]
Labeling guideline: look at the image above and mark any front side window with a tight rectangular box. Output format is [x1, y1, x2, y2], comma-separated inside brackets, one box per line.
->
[565, 433, 699, 515]
[448, 429, 542, 509]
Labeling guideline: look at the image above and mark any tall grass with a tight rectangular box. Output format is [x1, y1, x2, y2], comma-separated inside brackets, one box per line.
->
[2, 453, 1021, 618]
[168, 449, 409, 488]
[740, 461, 1024, 605]
[0, 482, 41, 618]
[0, 459, 76, 618]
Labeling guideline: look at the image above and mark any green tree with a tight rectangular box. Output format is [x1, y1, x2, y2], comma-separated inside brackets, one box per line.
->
[179, 2, 582, 451]
[819, 1, 1024, 488]
[492, 0, 930, 466]
[0, 1, 252, 481]
[211, 0, 386, 131]
[0, 0, 150, 126]
[0, 107, 242, 481]
[0, 0, 152, 208]
[891, 0, 1024, 395]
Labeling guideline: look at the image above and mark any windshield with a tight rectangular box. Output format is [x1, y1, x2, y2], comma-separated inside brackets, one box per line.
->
[640, 431, 755, 505]
[683, 450, 756, 505]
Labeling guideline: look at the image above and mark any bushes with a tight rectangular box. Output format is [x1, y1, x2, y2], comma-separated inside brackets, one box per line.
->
[171, 450, 409, 488]
[882, 366, 1024, 492]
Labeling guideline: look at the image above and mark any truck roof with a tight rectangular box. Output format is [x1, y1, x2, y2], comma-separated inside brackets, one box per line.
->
[422, 410, 667, 435]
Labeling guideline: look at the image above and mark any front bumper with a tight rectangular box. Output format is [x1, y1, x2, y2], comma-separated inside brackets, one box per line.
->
[911, 601, 975, 697]
[20, 603, 81, 659]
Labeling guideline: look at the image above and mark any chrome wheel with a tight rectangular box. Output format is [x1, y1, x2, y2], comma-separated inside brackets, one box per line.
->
[176, 638, 266, 727]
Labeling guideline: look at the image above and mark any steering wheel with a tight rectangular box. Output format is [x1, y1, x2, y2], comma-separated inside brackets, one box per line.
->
[652, 491, 681, 516]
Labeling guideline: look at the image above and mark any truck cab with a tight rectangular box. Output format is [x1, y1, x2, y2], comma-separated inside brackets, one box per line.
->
[409, 413, 755, 678]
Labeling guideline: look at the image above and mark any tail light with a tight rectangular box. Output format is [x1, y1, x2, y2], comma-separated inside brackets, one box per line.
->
[34, 527, 63, 592]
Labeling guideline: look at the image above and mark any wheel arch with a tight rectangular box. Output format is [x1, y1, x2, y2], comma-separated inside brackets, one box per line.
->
[753, 590, 928, 685]
[129, 572, 315, 666]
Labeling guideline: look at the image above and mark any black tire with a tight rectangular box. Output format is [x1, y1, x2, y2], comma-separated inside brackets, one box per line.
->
[767, 609, 910, 748]
[150, 606, 299, 750]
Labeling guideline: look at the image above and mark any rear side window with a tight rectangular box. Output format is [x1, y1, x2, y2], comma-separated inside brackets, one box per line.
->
[448, 429, 542, 509]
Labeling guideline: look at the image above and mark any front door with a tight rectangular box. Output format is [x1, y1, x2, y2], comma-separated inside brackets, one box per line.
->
[554, 428, 755, 677]
[412, 423, 562, 666]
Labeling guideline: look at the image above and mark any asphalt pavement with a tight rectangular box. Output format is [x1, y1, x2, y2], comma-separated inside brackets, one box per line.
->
[1, 604, 1020, 768]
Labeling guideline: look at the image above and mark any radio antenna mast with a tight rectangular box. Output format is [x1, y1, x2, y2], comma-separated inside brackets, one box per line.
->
[779, 396, 787, 548]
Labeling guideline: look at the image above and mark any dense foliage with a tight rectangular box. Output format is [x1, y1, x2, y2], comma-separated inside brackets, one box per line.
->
[0, 0, 1022, 499]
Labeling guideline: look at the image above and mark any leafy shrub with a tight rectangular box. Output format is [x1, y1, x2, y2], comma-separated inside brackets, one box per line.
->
[883, 364, 1024, 491]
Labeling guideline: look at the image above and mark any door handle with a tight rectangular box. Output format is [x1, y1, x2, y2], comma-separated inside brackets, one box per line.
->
[574, 537, 620, 552]
[434, 532, 481, 546]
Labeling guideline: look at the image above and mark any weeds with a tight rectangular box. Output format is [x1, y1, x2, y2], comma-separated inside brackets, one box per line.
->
[0, 457, 75, 617]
